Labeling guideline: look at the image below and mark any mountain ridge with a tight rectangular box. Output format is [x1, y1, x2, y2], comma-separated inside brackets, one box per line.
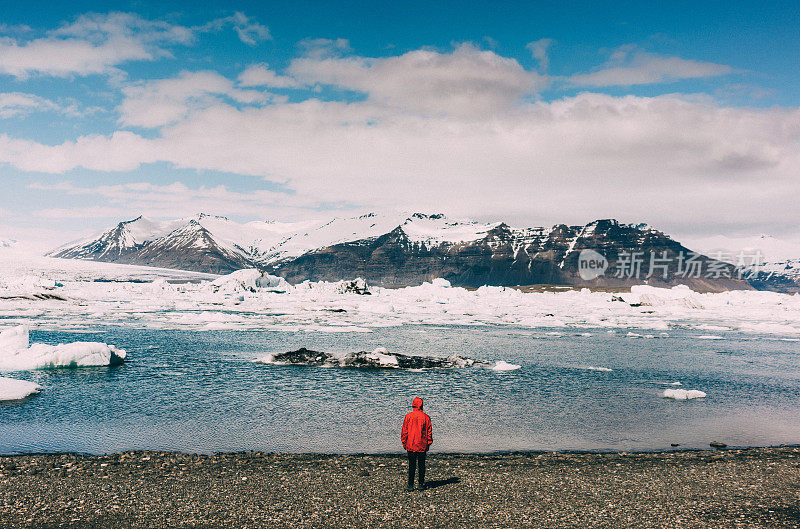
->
[47, 213, 793, 292]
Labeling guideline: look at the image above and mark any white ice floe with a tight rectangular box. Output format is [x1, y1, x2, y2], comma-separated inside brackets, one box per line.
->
[207, 269, 291, 293]
[581, 366, 613, 372]
[491, 360, 521, 371]
[365, 347, 399, 367]
[0, 376, 41, 401]
[0, 324, 29, 352]
[431, 278, 451, 288]
[0, 325, 126, 371]
[662, 388, 707, 400]
[697, 335, 724, 340]
[2, 260, 800, 336]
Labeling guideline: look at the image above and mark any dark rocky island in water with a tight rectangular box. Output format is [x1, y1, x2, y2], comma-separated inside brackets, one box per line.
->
[256, 347, 486, 369]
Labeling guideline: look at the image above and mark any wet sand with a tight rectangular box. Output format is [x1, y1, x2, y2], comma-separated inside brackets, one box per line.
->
[2, 447, 800, 528]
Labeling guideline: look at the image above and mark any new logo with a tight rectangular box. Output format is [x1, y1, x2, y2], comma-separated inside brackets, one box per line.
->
[578, 249, 608, 280]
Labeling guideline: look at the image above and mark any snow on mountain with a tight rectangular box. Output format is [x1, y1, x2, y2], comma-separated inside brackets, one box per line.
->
[50, 211, 498, 268]
[46, 212, 758, 290]
[683, 233, 800, 292]
[197, 214, 319, 260]
[120, 219, 255, 274]
[684, 234, 800, 263]
[259, 212, 496, 264]
[48, 215, 183, 260]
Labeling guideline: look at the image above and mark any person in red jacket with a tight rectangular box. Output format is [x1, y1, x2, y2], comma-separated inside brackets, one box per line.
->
[401, 396, 433, 491]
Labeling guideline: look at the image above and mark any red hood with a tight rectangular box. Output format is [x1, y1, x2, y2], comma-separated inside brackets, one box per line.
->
[412, 397, 423, 410]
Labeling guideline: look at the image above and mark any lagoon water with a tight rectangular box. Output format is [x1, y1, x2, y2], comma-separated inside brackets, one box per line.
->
[2, 325, 800, 454]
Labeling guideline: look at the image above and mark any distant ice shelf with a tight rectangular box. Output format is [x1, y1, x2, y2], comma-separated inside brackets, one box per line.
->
[0, 258, 799, 337]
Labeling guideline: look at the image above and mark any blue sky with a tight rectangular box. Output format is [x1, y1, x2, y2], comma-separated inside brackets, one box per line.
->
[1, 1, 799, 248]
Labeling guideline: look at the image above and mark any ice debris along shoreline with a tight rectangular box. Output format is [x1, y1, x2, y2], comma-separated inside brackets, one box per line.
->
[255, 347, 520, 371]
[0, 326, 126, 371]
[3, 259, 800, 336]
[0, 376, 41, 401]
[663, 388, 707, 400]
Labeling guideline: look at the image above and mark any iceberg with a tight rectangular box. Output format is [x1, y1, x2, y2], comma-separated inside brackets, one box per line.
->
[662, 388, 707, 400]
[0, 324, 28, 352]
[0, 325, 126, 371]
[581, 366, 613, 372]
[491, 360, 521, 371]
[2, 255, 800, 336]
[207, 269, 291, 294]
[0, 376, 41, 401]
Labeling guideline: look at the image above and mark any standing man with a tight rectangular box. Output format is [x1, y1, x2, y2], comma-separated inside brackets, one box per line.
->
[401, 397, 433, 491]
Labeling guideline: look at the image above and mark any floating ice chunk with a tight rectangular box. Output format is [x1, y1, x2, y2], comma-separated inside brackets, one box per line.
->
[147, 278, 174, 293]
[626, 332, 655, 339]
[336, 278, 370, 295]
[491, 360, 521, 371]
[627, 285, 705, 309]
[0, 275, 59, 292]
[366, 347, 399, 366]
[697, 335, 724, 340]
[582, 366, 613, 372]
[0, 325, 29, 352]
[208, 269, 291, 294]
[663, 388, 707, 400]
[0, 376, 41, 401]
[0, 325, 126, 371]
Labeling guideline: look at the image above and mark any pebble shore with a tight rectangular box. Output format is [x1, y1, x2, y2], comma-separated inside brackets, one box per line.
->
[3, 447, 800, 528]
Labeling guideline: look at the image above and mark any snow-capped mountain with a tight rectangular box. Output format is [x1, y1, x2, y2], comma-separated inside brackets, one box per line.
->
[49, 213, 309, 274]
[683, 234, 800, 293]
[260, 212, 500, 264]
[271, 217, 750, 290]
[49, 212, 496, 273]
[49, 216, 174, 260]
[48, 212, 760, 291]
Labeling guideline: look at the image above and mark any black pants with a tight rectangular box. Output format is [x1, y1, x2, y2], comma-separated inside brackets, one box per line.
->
[407, 451, 426, 487]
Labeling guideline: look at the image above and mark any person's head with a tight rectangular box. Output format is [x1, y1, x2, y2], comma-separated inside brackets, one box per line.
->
[412, 397, 423, 410]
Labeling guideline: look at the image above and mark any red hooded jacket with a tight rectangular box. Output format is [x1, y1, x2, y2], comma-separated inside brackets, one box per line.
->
[401, 397, 433, 453]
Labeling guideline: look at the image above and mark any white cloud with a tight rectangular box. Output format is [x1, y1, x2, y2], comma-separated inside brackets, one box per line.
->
[0, 23, 33, 35]
[0, 12, 194, 78]
[118, 70, 269, 128]
[202, 12, 270, 46]
[34, 206, 121, 219]
[0, 92, 92, 118]
[0, 131, 157, 172]
[1, 37, 796, 238]
[570, 46, 733, 87]
[237, 64, 299, 88]
[28, 181, 323, 220]
[7, 91, 800, 237]
[0, 92, 59, 118]
[297, 38, 352, 59]
[289, 43, 546, 117]
[526, 38, 553, 72]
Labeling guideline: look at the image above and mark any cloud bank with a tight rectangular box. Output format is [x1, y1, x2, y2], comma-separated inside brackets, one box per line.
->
[0, 12, 797, 243]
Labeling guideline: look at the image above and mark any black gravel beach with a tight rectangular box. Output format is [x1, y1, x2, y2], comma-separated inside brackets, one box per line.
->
[3, 447, 800, 528]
